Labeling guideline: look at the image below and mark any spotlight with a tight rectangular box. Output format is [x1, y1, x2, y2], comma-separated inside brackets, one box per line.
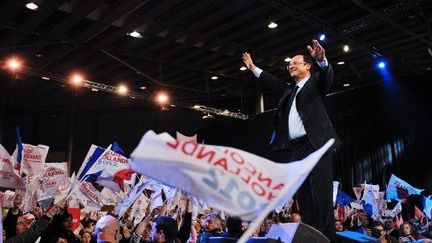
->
[343, 45, 349, 52]
[41, 76, 50, 80]
[319, 34, 326, 41]
[343, 83, 350, 87]
[26, 2, 38, 10]
[378, 61, 386, 69]
[156, 92, 169, 105]
[211, 76, 218, 80]
[91, 88, 98, 92]
[337, 61, 345, 65]
[118, 84, 128, 95]
[139, 86, 146, 90]
[128, 31, 143, 38]
[284, 57, 292, 63]
[268, 22, 278, 29]
[7, 59, 21, 71]
[71, 74, 83, 85]
[240, 66, 247, 71]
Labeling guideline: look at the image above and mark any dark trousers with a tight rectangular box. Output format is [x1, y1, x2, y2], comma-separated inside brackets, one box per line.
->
[268, 138, 336, 242]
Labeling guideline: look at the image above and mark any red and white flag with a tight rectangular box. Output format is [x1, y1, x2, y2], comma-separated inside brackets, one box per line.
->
[130, 131, 334, 220]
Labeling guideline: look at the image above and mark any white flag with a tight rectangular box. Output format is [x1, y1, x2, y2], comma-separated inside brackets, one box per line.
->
[13, 144, 49, 177]
[0, 144, 24, 189]
[37, 162, 68, 201]
[130, 131, 334, 220]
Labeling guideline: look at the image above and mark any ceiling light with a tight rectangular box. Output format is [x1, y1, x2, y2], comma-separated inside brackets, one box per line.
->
[268, 22, 278, 29]
[140, 86, 146, 90]
[343, 45, 350, 52]
[240, 66, 247, 71]
[343, 83, 350, 87]
[7, 59, 21, 71]
[118, 84, 128, 94]
[156, 92, 169, 105]
[211, 76, 218, 80]
[128, 31, 143, 38]
[71, 74, 83, 85]
[41, 76, 50, 80]
[319, 34, 326, 41]
[26, 2, 38, 10]
[284, 57, 292, 63]
[91, 88, 98, 92]
[337, 61, 345, 65]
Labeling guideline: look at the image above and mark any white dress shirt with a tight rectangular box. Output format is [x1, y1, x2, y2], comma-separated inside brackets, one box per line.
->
[252, 58, 328, 140]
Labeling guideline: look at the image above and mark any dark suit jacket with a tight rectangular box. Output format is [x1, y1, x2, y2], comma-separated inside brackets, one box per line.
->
[259, 63, 341, 151]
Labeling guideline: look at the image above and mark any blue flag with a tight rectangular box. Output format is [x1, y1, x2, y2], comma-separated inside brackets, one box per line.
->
[111, 141, 125, 155]
[336, 190, 355, 207]
[15, 126, 23, 170]
[78, 146, 105, 180]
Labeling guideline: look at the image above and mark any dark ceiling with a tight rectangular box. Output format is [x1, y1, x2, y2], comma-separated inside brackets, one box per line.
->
[1, 0, 431, 116]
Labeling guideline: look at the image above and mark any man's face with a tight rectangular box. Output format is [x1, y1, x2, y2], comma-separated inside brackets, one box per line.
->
[15, 216, 30, 234]
[151, 222, 164, 243]
[13, 195, 22, 208]
[375, 225, 385, 237]
[205, 217, 220, 231]
[288, 55, 311, 81]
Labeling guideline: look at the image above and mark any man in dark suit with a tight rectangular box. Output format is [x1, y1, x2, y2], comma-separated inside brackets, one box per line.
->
[243, 39, 340, 241]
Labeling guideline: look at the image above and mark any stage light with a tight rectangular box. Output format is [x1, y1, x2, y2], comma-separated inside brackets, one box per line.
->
[91, 88, 98, 92]
[118, 84, 128, 95]
[284, 57, 292, 62]
[319, 34, 326, 41]
[128, 31, 143, 38]
[7, 59, 21, 71]
[343, 83, 350, 87]
[268, 22, 278, 29]
[240, 66, 247, 71]
[71, 74, 83, 85]
[156, 92, 169, 105]
[337, 61, 345, 65]
[26, 2, 38, 10]
[378, 61, 386, 69]
[343, 45, 350, 52]
[41, 76, 50, 80]
[139, 86, 146, 90]
[211, 76, 218, 80]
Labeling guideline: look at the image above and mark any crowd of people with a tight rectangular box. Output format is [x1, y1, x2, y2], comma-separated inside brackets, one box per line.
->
[3, 185, 432, 243]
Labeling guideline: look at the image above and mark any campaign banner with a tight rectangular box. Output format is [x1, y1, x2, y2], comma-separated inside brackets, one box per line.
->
[130, 131, 334, 220]
[0, 145, 24, 189]
[37, 162, 68, 201]
[13, 144, 49, 177]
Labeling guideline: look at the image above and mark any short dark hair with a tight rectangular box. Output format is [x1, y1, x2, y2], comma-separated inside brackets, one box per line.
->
[226, 217, 242, 234]
[155, 216, 178, 241]
[300, 54, 313, 65]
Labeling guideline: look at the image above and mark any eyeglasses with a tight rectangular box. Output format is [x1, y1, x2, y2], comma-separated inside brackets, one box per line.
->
[287, 61, 308, 69]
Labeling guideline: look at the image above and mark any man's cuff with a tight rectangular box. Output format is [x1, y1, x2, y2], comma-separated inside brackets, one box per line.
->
[252, 67, 263, 78]
[316, 57, 328, 69]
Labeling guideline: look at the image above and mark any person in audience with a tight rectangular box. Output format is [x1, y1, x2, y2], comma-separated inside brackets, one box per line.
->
[372, 222, 398, 243]
[198, 213, 223, 243]
[4, 194, 23, 239]
[93, 215, 121, 243]
[399, 221, 431, 242]
[290, 213, 302, 223]
[151, 216, 180, 243]
[5, 200, 65, 243]
[79, 231, 92, 243]
[40, 209, 78, 243]
[335, 220, 344, 232]
[221, 217, 243, 239]
[384, 218, 400, 239]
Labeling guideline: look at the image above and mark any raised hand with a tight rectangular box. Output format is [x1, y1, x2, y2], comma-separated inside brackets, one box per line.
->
[307, 39, 326, 61]
[242, 52, 256, 71]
